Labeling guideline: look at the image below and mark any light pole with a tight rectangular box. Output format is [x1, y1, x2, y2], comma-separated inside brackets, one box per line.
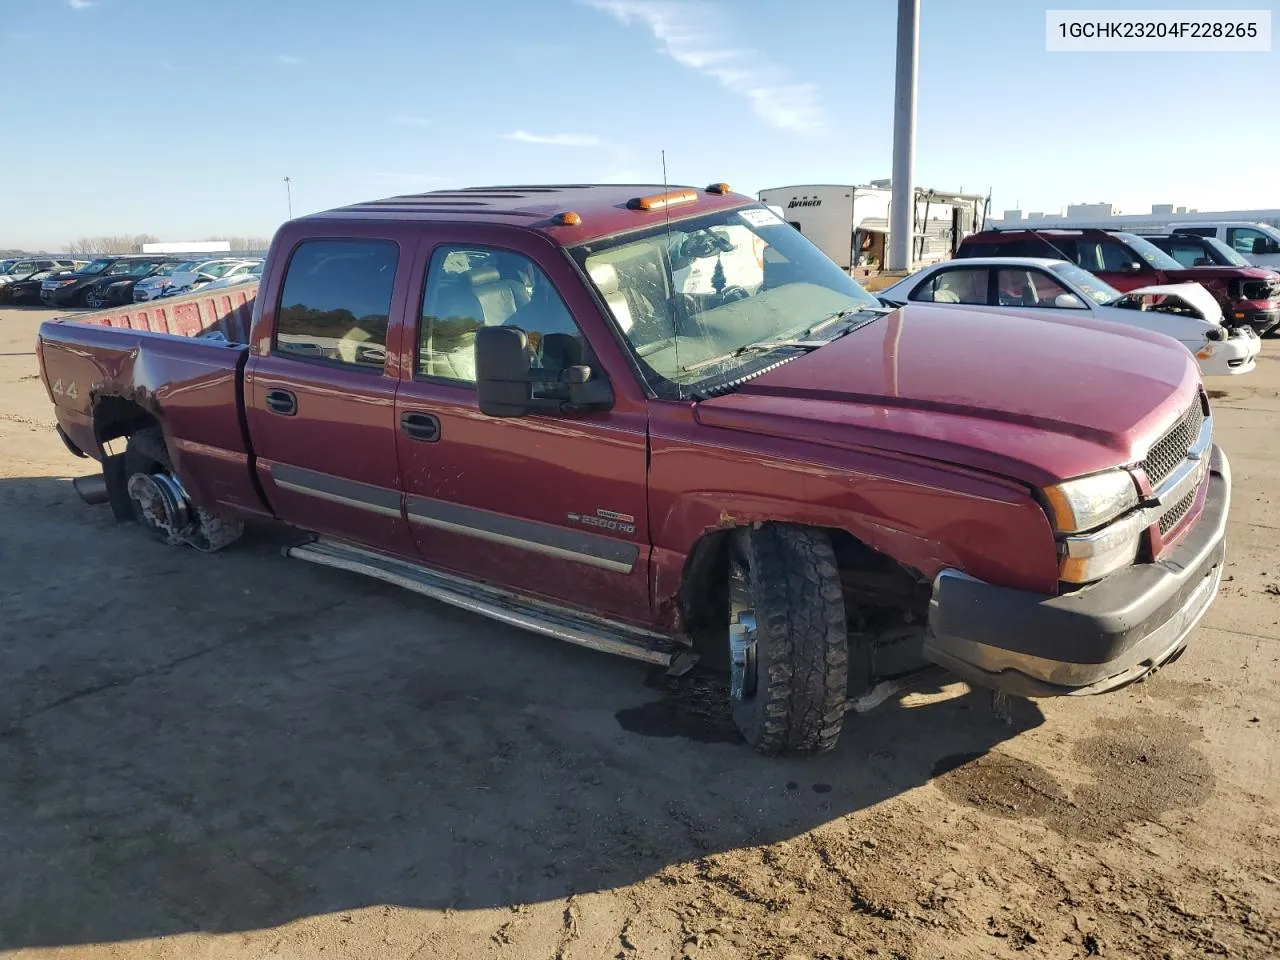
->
[888, 0, 919, 272]
[283, 176, 293, 220]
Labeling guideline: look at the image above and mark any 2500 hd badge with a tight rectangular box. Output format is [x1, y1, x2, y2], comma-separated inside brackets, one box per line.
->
[567, 509, 637, 535]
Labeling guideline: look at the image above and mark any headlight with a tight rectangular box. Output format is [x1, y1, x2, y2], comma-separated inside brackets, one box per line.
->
[1041, 469, 1139, 534]
[58, 279, 79, 286]
[1059, 509, 1146, 583]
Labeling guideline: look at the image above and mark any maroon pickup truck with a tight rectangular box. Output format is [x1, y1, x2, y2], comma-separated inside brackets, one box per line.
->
[37, 184, 1231, 756]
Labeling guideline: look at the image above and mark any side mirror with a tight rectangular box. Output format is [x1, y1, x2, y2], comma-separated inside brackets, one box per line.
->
[476, 326, 536, 417]
[1193, 257, 1213, 267]
[1120, 261, 1143, 274]
[474, 326, 613, 418]
[1252, 237, 1278, 255]
[1053, 293, 1083, 308]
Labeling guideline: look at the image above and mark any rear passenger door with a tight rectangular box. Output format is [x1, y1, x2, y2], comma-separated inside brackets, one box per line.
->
[393, 233, 653, 625]
[906, 265, 993, 313]
[246, 232, 418, 555]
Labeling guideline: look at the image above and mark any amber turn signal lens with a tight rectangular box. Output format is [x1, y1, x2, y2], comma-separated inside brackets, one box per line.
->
[629, 190, 698, 211]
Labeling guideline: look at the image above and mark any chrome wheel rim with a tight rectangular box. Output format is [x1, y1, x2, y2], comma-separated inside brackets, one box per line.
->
[728, 557, 758, 702]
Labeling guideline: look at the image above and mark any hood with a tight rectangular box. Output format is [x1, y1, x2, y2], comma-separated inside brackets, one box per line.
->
[1167, 264, 1277, 281]
[694, 303, 1201, 487]
[1119, 282, 1224, 324]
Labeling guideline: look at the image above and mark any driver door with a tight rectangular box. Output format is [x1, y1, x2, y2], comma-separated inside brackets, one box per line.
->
[393, 234, 653, 625]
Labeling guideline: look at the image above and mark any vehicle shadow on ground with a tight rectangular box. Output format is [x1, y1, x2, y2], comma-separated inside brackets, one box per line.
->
[0, 475, 1044, 950]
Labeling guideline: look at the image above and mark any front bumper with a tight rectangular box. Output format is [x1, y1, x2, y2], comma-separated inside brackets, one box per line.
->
[1238, 308, 1279, 335]
[41, 284, 82, 306]
[1198, 329, 1260, 376]
[925, 447, 1230, 698]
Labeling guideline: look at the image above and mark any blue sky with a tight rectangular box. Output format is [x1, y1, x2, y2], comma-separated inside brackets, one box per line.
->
[1, 0, 1277, 249]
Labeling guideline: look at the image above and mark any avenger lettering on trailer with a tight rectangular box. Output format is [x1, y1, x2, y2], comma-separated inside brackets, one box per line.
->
[36, 183, 1231, 758]
[787, 198, 822, 208]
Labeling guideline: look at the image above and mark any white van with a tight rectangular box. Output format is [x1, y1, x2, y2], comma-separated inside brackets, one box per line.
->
[1164, 221, 1280, 269]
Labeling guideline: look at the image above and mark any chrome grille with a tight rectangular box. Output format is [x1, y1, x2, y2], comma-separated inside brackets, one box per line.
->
[1142, 401, 1205, 487]
[1243, 278, 1280, 301]
[1159, 489, 1197, 535]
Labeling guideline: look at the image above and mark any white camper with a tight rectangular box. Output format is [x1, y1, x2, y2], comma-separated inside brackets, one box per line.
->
[756, 183, 988, 271]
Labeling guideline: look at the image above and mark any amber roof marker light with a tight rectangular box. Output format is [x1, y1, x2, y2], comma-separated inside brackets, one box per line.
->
[628, 189, 698, 211]
[705, 183, 731, 194]
[553, 211, 581, 226]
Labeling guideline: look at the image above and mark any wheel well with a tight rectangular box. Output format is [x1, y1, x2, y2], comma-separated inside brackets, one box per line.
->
[93, 396, 159, 450]
[680, 524, 931, 665]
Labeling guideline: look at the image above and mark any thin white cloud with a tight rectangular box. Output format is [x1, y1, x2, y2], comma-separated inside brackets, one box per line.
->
[503, 130, 603, 147]
[583, 0, 826, 134]
[68, 0, 96, 9]
[390, 114, 432, 127]
[276, 54, 304, 66]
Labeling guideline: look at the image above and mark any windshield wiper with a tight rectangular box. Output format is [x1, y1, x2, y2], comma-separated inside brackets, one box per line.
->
[680, 338, 823, 373]
[679, 305, 887, 374]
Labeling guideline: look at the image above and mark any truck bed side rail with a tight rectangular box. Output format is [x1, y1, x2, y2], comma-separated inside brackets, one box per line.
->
[67, 282, 259, 344]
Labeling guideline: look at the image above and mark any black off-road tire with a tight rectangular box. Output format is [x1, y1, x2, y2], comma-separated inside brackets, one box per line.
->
[731, 524, 848, 756]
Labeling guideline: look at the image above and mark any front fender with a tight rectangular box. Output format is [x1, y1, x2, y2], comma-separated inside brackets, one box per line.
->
[647, 426, 1062, 629]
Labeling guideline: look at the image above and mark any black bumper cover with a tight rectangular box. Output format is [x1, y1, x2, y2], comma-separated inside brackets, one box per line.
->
[925, 447, 1230, 697]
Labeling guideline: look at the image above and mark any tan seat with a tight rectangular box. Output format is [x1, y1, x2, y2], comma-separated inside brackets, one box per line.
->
[588, 262, 634, 332]
[468, 265, 525, 326]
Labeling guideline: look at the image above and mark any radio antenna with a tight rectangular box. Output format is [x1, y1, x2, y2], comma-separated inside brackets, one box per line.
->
[661, 149, 682, 400]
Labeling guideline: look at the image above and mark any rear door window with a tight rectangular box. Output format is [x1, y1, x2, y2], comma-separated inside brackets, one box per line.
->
[910, 267, 990, 304]
[275, 239, 399, 370]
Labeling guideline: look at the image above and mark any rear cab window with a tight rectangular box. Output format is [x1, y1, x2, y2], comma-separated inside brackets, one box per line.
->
[275, 238, 399, 371]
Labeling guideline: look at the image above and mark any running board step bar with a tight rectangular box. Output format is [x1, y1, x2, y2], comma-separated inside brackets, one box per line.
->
[286, 539, 697, 674]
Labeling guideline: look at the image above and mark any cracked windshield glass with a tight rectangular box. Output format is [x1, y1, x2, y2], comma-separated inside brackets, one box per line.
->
[572, 206, 882, 395]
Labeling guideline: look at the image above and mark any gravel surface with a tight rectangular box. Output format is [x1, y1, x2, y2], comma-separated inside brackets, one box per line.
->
[1, 306, 1277, 959]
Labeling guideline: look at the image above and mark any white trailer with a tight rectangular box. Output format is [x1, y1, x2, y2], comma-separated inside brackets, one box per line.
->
[756, 183, 988, 271]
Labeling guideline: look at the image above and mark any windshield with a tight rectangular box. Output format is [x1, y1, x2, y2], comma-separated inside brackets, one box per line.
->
[570, 206, 881, 396]
[1201, 237, 1250, 266]
[80, 258, 113, 275]
[1113, 233, 1184, 271]
[1048, 262, 1121, 305]
[152, 262, 187, 276]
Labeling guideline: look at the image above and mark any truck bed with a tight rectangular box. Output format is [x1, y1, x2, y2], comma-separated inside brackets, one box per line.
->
[38, 281, 267, 519]
[67, 281, 258, 343]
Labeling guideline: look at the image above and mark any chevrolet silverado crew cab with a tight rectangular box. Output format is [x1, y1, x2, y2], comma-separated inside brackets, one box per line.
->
[957, 228, 1280, 336]
[37, 184, 1231, 756]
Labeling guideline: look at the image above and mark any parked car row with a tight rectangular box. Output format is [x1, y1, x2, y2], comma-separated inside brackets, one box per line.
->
[133, 257, 263, 301]
[878, 256, 1261, 377]
[953, 227, 1280, 336]
[0, 257, 87, 304]
[18, 254, 265, 309]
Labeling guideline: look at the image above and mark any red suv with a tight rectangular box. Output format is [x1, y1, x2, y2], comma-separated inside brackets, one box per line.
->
[956, 228, 1280, 335]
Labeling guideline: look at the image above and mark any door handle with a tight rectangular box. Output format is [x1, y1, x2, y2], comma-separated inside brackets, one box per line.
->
[400, 411, 440, 442]
[266, 388, 297, 416]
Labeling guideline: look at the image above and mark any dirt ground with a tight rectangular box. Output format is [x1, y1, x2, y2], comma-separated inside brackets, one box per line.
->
[1, 305, 1278, 960]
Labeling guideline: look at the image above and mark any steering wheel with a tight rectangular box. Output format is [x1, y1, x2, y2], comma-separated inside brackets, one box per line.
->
[719, 286, 750, 304]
